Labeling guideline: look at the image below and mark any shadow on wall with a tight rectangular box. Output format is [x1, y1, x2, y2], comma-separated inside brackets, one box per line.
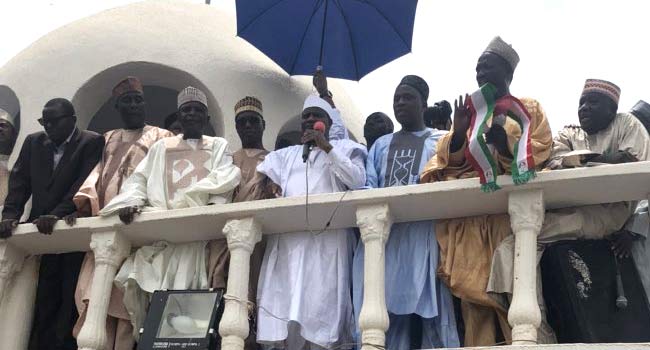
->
[0, 85, 21, 135]
[86, 85, 216, 136]
[72, 61, 223, 136]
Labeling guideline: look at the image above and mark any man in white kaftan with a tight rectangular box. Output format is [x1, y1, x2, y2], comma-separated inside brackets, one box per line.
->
[99, 87, 241, 338]
[255, 95, 366, 349]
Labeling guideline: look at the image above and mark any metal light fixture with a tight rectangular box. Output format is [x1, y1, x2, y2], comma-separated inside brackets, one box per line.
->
[138, 289, 224, 350]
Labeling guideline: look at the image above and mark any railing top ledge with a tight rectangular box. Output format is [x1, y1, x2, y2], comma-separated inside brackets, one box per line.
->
[6, 161, 650, 255]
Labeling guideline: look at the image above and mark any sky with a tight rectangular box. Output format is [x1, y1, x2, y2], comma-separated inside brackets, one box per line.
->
[0, 0, 647, 133]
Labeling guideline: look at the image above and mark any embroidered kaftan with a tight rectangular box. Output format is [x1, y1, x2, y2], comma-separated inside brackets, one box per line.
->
[100, 135, 240, 338]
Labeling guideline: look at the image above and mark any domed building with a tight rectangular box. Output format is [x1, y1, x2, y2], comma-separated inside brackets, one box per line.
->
[0, 0, 363, 159]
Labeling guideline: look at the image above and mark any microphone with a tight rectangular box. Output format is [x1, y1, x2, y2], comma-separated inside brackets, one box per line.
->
[302, 121, 326, 162]
[614, 255, 628, 309]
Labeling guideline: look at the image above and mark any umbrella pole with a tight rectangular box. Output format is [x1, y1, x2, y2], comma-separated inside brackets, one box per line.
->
[318, 0, 329, 68]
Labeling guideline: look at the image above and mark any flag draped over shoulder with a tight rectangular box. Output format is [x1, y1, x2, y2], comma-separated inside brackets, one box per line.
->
[465, 84, 536, 192]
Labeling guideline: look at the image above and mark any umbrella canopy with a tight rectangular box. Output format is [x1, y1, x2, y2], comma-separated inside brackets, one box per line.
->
[236, 0, 418, 81]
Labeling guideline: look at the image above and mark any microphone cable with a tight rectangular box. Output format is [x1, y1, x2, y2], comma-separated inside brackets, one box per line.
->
[304, 150, 349, 236]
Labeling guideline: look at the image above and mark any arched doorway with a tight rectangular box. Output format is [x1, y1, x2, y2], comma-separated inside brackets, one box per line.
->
[85, 85, 215, 136]
[72, 62, 222, 136]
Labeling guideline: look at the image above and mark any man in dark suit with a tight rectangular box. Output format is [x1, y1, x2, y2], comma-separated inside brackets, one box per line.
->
[0, 98, 104, 350]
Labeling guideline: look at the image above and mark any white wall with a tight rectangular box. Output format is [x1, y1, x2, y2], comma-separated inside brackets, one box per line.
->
[0, 0, 363, 163]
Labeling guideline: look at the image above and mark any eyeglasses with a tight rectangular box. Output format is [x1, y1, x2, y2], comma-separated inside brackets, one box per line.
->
[38, 114, 73, 126]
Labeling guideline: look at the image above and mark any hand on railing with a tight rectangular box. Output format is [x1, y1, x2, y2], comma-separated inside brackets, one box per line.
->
[118, 206, 141, 225]
[32, 215, 59, 235]
[0, 219, 18, 238]
[64, 212, 78, 226]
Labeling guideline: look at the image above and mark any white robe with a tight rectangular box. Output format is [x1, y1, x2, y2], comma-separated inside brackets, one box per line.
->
[100, 135, 241, 338]
[255, 139, 366, 349]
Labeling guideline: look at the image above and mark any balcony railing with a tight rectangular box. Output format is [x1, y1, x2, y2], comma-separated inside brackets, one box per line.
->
[1, 162, 650, 350]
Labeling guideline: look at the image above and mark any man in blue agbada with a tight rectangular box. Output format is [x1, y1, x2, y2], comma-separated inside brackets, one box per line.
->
[352, 75, 459, 349]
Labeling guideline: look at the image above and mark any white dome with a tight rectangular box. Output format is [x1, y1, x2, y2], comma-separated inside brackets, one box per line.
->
[0, 0, 363, 158]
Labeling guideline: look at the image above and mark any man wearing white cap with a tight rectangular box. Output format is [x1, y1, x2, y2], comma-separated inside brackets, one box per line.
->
[99, 86, 241, 338]
[255, 94, 366, 349]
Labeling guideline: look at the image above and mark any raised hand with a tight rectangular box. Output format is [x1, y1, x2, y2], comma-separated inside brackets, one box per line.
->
[450, 94, 471, 152]
[453, 94, 471, 135]
[313, 68, 328, 96]
[118, 206, 141, 225]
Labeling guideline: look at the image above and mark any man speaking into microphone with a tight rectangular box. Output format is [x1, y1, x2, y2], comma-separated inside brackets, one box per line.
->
[255, 94, 367, 349]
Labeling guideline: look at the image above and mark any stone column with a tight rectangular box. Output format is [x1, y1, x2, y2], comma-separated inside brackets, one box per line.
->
[219, 217, 262, 350]
[0, 242, 35, 350]
[356, 203, 393, 350]
[508, 189, 544, 345]
[0, 241, 26, 303]
[77, 231, 131, 350]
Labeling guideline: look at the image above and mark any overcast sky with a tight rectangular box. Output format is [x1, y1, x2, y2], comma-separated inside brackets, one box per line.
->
[0, 0, 647, 133]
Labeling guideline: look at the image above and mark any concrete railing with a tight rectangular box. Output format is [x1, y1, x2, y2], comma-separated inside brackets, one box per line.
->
[1, 162, 650, 350]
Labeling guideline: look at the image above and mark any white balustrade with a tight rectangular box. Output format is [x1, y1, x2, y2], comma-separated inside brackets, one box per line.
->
[0, 253, 37, 350]
[76, 230, 131, 350]
[0, 240, 26, 303]
[219, 217, 262, 350]
[507, 189, 544, 345]
[0, 163, 649, 349]
[356, 203, 393, 350]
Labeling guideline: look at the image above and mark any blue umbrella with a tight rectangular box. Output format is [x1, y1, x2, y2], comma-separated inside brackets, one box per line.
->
[236, 0, 418, 81]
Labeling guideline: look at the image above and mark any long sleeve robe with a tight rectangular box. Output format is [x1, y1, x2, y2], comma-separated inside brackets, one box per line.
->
[208, 148, 276, 350]
[353, 128, 460, 349]
[255, 139, 366, 350]
[548, 113, 650, 169]
[419, 97, 553, 346]
[72, 126, 173, 350]
[100, 135, 240, 338]
[487, 111, 650, 344]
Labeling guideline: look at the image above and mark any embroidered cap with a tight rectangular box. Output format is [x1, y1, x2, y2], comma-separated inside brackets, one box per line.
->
[112, 76, 144, 98]
[235, 96, 263, 118]
[582, 79, 621, 105]
[178, 86, 208, 109]
[484, 36, 520, 72]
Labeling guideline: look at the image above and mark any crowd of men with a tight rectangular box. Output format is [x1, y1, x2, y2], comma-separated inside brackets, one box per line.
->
[1, 35, 650, 350]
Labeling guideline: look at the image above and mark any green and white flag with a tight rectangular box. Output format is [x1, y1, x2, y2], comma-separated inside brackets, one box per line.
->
[465, 84, 537, 192]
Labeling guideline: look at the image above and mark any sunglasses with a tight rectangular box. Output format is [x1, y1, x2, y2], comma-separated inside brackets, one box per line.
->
[38, 114, 73, 126]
